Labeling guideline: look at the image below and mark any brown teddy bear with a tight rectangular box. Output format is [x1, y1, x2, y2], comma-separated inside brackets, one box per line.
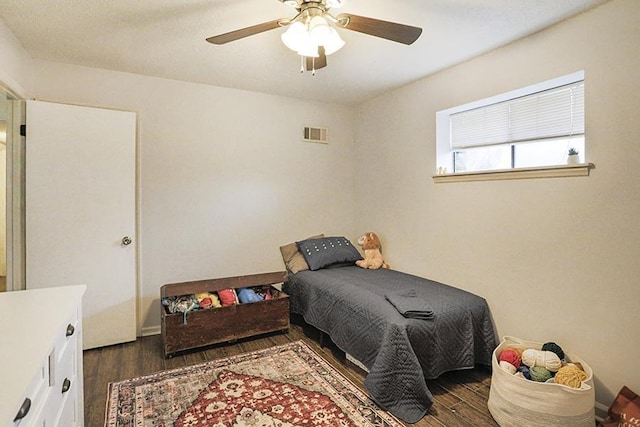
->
[355, 232, 389, 270]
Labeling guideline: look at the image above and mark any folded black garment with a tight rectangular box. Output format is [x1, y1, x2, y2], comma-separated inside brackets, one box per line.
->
[385, 289, 435, 319]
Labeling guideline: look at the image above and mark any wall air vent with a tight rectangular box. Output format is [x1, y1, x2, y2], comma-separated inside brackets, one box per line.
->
[303, 126, 328, 144]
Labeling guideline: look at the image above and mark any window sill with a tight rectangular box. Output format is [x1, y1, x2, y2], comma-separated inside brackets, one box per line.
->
[432, 163, 595, 183]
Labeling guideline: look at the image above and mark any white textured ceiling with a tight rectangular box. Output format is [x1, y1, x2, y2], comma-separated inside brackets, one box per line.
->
[0, 0, 608, 105]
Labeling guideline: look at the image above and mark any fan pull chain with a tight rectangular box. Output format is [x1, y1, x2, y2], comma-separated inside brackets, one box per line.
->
[299, 56, 317, 75]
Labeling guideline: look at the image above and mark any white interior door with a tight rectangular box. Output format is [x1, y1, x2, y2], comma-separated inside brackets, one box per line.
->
[25, 100, 137, 349]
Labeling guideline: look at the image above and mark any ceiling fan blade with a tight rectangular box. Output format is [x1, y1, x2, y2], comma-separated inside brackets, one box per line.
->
[206, 19, 283, 44]
[336, 13, 422, 45]
[305, 46, 327, 72]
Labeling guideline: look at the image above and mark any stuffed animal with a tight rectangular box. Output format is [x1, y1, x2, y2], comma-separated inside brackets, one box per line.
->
[195, 292, 221, 309]
[355, 232, 389, 270]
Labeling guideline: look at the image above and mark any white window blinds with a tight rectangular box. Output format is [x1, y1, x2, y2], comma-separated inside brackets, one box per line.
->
[451, 81, 584, 149]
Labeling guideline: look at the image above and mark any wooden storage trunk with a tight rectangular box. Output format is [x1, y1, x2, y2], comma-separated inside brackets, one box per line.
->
[161, 271, 289, 358]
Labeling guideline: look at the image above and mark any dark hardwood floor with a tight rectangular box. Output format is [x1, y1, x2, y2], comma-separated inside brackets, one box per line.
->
[84, 316, 498, 426]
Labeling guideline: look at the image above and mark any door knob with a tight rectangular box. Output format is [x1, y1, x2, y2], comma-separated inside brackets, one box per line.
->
[121, 236, 132, 246]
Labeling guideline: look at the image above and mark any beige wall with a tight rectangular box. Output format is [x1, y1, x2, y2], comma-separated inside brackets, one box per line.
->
[354, 0, 639, 408]
[0, 19, 32, 97]
[31, 60, 355, 334]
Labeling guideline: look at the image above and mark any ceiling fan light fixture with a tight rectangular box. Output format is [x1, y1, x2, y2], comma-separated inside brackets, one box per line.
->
[308, 16, 344, 55]
[308, 16, 332, 44]
[322, 27, 345, 55]
[281, 21, 307, 51]
[296, 41, 320, 57]
[325, 0, 342, 8]
[282, 15, 342, 58]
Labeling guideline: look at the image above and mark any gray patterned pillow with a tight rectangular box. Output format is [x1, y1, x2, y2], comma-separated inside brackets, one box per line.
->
[296, 236, 362, 271]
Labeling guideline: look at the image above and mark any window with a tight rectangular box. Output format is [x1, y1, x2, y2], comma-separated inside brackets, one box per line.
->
[436, 71, 585, 176]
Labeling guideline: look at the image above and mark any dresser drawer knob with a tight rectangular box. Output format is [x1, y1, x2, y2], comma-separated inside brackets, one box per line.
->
[13, 397, 31, 421]
[66, 324, 75, 337]
[62, 378, 72, 393]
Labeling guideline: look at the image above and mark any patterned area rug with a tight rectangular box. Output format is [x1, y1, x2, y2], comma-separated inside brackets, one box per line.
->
[105, 340, 402, 427]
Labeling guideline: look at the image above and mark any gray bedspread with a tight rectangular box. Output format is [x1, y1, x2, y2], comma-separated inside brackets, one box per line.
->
[283, 266, 496, 423]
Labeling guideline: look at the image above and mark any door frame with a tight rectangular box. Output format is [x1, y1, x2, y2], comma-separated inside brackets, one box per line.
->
[1, 79, 26, 293]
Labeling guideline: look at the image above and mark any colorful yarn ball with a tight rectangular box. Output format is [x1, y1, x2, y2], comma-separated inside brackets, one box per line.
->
[522, 349, 562, 372]
[517, 365, 531, 380]
[499, 348, 521, 369]
[529, 366, 552, 382]
[499, 360, 517, 374]
[554, 365, 588, 388]
[570, 362, 584, 371]
[541, 342, 565, 360]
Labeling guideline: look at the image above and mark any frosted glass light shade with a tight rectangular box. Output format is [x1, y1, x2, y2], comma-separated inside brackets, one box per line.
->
[309, 16, 332, 45]
[281, 17, 344, 58]
[281, 21, 307, 52]
[297, 43, 319, 58]
[308, 16, 344, 55]
[322, 27, 345, 55]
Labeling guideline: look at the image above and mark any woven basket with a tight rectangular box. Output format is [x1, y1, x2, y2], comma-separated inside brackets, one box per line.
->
[488, 336, 595, 427]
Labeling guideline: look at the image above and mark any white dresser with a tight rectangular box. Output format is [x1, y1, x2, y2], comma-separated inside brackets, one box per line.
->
[1, 285, 86, 427]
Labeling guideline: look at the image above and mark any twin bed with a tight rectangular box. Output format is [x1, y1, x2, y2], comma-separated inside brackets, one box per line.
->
[281, 237, 497, 423]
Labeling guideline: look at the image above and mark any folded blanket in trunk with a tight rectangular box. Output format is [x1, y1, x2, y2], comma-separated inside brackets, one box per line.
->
[385, 289, 434, 319]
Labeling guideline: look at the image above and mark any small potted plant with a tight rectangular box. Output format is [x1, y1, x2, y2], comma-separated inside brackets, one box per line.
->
[567, 147, 580, 164]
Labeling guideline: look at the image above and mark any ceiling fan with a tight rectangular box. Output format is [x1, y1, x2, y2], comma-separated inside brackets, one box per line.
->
[206, 0, 422, 74]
